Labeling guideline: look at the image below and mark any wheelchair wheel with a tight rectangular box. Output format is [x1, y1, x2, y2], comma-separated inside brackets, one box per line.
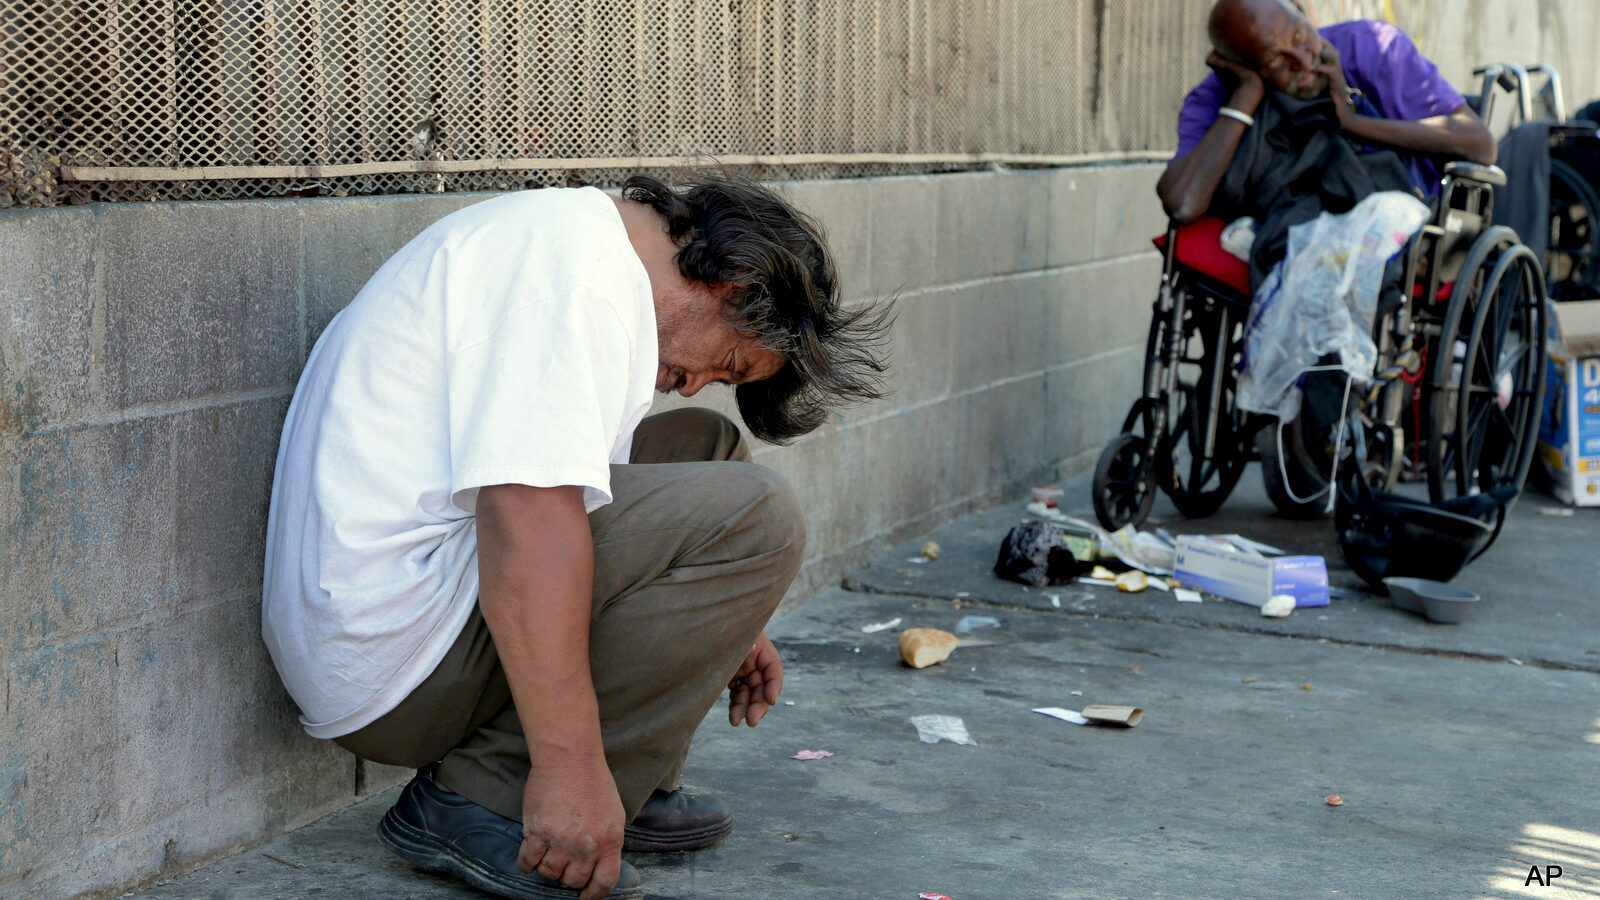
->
[1257, 363, 1357, 518]
[1159, 375, 1247, 519]
[1548, 157, 1600, 302]
[1427, 242, 1548, 502]
[1151, 290, 1249, 518]
[1258, 411, 1334, 519]
[1093, 401, 1159, 530]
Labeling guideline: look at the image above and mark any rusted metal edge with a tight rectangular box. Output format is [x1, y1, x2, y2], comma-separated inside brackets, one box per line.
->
[58, 151, 1170, 182]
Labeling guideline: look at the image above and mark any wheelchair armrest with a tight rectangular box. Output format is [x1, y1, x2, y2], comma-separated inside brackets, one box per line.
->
[1442, 161, 1507, 188]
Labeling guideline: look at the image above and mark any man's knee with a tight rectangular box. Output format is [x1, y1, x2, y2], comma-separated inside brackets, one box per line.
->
[721, 462, 806, 579]
[631, 408, 749, 464]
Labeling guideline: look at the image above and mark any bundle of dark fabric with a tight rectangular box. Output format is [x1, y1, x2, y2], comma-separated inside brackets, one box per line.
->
[993, 520, 1089, 587]
[1211, 92, 1417, 292]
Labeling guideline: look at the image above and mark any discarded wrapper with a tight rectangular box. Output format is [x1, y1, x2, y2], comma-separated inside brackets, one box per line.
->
[910, 714, 976, 746]
[1030, 485, 1063, 508]
[791, 749, 834, 761]
[1080, 705, 1143, 727]
[954, 614, 1000, 635]
[900, 627, 961, 668]
[1099, 525, 1176, 574]
[920, 894, 955, 900]
[1032, 707, 1090, 725]
[860, 617, 902, 634]
[1115, 570, 1148, 593]
[1260, 594, 1295, 617]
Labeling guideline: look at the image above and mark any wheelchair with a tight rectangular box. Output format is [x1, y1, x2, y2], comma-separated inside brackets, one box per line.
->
[1469, 62, 1600, 302]
[1091, 159, 1549, 532]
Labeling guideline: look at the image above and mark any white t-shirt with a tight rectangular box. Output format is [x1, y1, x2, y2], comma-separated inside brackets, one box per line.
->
[261, 187, 658, 739]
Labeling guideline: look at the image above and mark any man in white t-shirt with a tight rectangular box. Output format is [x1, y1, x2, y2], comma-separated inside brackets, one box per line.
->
[262, 174, 891, 900]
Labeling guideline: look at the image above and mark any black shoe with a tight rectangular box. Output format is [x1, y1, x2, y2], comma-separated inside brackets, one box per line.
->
[377, 769, 644, 900]
[622, 789, 733, 852]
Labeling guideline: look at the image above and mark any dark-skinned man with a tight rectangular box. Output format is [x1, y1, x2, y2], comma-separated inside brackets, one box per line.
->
[1157, 0, 1495, 225]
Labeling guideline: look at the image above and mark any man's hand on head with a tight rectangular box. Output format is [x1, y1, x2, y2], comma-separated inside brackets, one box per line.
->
[1207, 50, 1265, 112]
[728, 632, 783, 727]
[1313, 43, 1353, 123]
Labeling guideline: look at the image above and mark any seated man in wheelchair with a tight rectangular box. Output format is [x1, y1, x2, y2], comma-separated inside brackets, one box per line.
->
[1095, 0, 1546, 582]
[1156, 0, 1503, 508]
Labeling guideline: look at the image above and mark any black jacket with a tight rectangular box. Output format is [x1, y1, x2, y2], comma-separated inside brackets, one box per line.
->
[1211, 92, 1417, 291]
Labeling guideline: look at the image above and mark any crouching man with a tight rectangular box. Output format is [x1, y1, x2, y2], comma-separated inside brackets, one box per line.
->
[262, 173, 892, 900]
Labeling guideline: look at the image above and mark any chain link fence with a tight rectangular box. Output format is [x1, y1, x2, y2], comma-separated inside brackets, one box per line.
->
[2, 0, 1205, 207]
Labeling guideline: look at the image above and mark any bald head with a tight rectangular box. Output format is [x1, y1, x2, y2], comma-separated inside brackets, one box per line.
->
[1208, 0, 1329, 98]
[1208, 0, 1297, 64]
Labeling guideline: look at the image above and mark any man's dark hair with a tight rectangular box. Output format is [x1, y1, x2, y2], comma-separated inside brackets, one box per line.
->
[621, 172, 893, 444]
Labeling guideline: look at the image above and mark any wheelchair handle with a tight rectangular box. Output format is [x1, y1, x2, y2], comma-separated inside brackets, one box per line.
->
[1527, 63, 1566, 122]
[1472, 63, 1533, 128]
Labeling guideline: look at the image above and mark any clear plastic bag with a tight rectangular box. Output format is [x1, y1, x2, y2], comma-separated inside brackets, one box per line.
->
[1236, 192, 1430, 419]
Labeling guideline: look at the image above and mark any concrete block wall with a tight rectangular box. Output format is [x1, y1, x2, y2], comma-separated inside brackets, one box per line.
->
[0, 164, 1164, 897]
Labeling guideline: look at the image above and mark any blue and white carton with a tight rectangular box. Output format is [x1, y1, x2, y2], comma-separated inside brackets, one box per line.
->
[1537, 299, 1600, 507]
[1173, 535, 1329, 608]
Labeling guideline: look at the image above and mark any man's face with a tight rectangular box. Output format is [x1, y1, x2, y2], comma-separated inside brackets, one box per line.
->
[1235, 6, 1327, 98]
[653, 286, 786, 397]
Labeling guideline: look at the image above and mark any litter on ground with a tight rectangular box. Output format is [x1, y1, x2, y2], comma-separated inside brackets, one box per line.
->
[954, 615, 1000, 635]
[900, 627, 961, 668]
[910, 715, 976, 746]
[1032, 707, 1090, 725]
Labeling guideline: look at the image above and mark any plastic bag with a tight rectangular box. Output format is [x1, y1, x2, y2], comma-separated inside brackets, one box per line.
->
[1236, 192, 1430, 419]
[910, 715, 977, 746]
[1220, 216, 1256, 262]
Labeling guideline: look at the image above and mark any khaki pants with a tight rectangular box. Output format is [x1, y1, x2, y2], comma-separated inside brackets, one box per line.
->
[335, 408, 804, 822]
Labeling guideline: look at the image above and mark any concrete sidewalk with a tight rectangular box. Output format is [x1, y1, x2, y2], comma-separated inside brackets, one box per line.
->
[124, 469, 1600, 900]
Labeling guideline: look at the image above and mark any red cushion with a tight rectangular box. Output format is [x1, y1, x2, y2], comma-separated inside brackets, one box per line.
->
[1152, 217, 1252, 296]
[1411, 280, 1455, 302]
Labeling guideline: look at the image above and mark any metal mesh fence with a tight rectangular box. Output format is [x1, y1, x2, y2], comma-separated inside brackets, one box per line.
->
[2, 1, 1206, 207]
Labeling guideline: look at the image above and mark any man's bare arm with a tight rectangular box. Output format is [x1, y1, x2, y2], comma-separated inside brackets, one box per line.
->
[1338, 104, 1497, 166]
[1314, 49, 1495, 166]
[1157, 52, 1266, 224]
[476, 483, 623, 900]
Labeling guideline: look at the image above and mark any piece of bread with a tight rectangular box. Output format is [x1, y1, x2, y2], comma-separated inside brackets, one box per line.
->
[899, 627, 961, 669]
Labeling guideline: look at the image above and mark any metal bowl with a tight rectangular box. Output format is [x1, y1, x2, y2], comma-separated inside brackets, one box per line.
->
[1384, 576, 1480, 623]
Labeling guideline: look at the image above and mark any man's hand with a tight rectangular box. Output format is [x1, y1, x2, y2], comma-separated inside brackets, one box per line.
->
[1207, 50, 1265, 112]
[518, 757, 626, 900]
[728, 632, 783, 727]
[1313, 43, 1353, 123]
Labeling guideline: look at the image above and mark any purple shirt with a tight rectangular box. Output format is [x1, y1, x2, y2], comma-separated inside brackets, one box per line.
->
[1174, 20, 1466, 190]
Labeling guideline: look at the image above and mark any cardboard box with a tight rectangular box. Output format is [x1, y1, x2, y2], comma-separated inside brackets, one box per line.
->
[1172, 536, 1329, 608]
[1536, 299, 1600, 507]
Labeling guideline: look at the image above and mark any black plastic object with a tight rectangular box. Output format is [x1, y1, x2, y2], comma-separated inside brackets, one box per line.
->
[1334, 470, 1516, 590]
[994, 521, 1090, 587]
